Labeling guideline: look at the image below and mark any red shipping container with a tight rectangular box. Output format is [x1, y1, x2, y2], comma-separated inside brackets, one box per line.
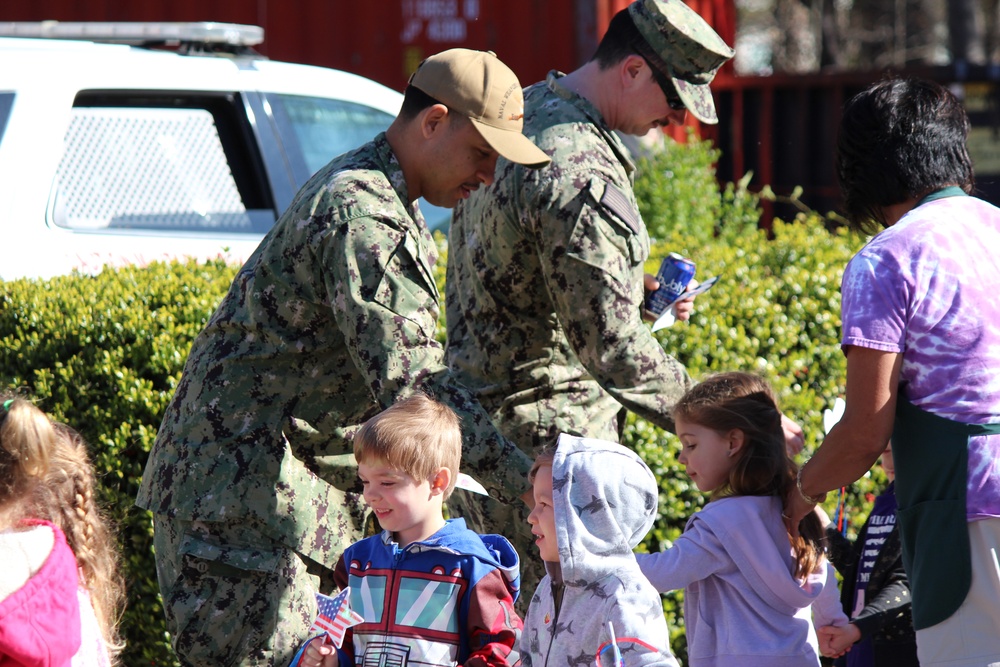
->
[0, 1, 734, 98]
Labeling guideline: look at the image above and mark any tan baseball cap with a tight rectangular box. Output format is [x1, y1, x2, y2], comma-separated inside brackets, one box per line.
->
[628, 0, 734, 124]
[408, 48, 550, 169]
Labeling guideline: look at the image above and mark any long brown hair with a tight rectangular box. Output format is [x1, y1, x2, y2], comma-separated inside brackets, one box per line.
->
[673, 372, 824, 579]
[0, 396, 124, 664]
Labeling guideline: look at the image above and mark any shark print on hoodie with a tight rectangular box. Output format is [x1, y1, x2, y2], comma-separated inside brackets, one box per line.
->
[521, 434, 680, 667]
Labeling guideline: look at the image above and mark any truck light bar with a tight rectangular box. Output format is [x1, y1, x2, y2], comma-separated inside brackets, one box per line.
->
[0, 21, 264, 47]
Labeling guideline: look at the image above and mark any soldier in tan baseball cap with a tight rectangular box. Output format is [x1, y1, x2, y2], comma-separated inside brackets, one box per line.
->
[138, 47, 549, 667]
[387, 48, 550, 209]
[409, 48, 550, 168]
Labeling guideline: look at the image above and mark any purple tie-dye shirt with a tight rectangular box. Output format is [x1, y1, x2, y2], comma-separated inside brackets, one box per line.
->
[841, 193, 1000, 519]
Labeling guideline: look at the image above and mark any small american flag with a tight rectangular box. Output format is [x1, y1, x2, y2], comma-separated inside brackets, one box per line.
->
[310, 588, 364, 648]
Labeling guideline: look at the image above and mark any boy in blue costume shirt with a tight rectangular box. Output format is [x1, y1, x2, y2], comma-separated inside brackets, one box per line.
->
[291, 394, 522, 667]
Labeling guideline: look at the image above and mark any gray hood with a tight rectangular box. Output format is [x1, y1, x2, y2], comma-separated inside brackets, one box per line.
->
[521, 434, 678, 667]
[553, 434, 658, 584]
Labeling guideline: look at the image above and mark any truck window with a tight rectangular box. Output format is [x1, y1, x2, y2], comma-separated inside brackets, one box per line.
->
[50, 91, 274, 234]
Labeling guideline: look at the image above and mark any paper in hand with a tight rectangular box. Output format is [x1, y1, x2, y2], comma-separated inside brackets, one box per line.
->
[823, 397, 846, 435]
[651, 275, 720, 332]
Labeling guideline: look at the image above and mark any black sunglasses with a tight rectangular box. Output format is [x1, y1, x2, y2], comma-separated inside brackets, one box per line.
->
[639, 54, 687, 111]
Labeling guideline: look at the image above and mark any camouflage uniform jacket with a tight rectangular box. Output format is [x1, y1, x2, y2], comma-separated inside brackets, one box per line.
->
[446, 72, 692, 450]
[137, 133, 533, 564]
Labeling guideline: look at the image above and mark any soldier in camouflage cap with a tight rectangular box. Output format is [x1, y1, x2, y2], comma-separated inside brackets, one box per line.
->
[444, 0, 735, 606]
[628, 0, 733, 124]
[136, 48, 546, 667]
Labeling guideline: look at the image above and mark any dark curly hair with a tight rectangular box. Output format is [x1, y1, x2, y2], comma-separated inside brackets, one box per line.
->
[836, 77, 974, 234]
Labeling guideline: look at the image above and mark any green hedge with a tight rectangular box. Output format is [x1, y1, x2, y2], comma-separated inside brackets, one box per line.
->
[625, 137, 876, 659]
[0, 260, 237, 667]
[0, 136, 881, 666]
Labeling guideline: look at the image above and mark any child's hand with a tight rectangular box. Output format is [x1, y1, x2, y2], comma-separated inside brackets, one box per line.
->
[817, 623, 860, 658]
[813, 504, 831, 528]
[301, 636, 339, 667]
[781, 414, 805, 455]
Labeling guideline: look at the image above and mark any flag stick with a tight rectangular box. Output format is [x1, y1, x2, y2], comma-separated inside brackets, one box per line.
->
[607, 621, 623, 667]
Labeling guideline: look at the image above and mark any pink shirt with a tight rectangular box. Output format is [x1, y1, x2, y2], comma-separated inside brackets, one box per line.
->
[0, 521, 82, 667]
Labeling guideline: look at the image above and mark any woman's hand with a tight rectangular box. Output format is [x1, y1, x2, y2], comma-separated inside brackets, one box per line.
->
[783, 488, 817, 538]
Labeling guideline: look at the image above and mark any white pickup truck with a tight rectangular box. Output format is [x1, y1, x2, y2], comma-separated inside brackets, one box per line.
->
[0, 21, 448, 280]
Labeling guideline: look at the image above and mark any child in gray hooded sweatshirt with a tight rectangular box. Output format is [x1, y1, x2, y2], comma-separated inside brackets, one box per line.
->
[522, 434, 680, 667]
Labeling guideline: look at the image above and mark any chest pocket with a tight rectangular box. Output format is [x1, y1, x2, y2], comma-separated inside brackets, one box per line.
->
[591, 180, 649, 266]
[373, 231, 440, 337]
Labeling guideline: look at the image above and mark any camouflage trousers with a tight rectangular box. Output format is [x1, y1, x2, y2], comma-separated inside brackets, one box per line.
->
[152, 514, 338, 667]
[446, 488, 546, 615]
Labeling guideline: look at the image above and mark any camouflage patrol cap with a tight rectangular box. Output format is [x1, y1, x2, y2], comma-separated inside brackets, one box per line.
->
[409, 49, 550, 168]
[628, 0, 735, 124]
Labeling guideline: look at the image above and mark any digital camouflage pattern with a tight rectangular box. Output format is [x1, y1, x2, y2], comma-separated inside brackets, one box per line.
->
[152, 515, 334, 666]
[136, 132, 534, 640]
[446, 72, 692, 452]
[445, 73, 693, 606]
[628, 0, 734, 125]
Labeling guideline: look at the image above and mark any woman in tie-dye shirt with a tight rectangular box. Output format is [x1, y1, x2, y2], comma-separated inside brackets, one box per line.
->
[789, 78, 1000, 667]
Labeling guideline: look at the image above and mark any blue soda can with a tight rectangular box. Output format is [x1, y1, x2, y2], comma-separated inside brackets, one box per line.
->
[645, 253, 696, 315]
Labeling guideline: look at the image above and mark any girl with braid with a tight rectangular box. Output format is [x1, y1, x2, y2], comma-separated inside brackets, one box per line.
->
[0, 395, 124, 666]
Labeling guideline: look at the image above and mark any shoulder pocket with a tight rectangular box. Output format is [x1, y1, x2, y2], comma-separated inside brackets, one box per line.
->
[600, 182, 642, 235]
[581, 179, 650, 266]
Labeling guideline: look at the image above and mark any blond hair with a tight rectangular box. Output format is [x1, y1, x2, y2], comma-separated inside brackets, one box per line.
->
[0, 396, 57, 524]
[528, 447, 555, 483]
[0, 396, 124, 664]
[354, 394, 462, 498]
